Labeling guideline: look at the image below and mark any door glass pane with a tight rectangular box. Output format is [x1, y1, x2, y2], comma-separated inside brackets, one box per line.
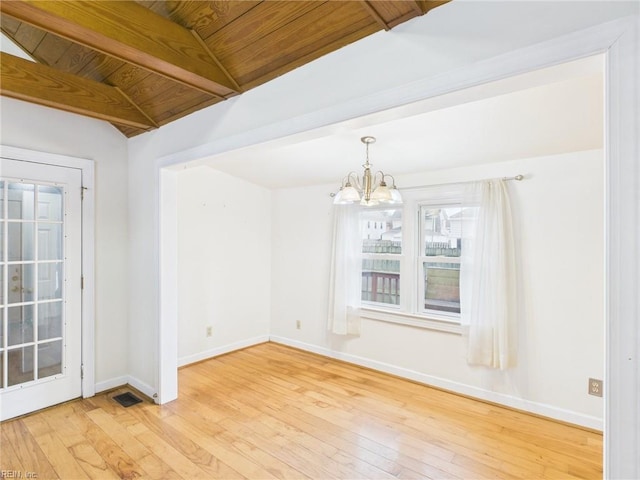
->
[7, 304, 34, 346]
[0, 350, 4, 388]
[0, 222, 4, 265]
[8, 183, 34, 221]
[7, 264, 35, 304]
[38, 223, 63, 260]
[8, 345, 34, 386]
[38, 263, 63, 300]
[37, 186, 63, 221]
[0, 307, 4, 346]
[0, 267, 3, 305]
[8, 222, 35, 262]
[7, 265, 34, 304]
[39, 301, 62, 341]
[0, 180, 4, 219]
[38, 340, 62, 379]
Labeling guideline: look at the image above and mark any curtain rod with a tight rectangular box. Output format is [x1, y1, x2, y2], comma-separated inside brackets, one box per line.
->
[395, 174, 524, 192]
[329, 175, 524, 197]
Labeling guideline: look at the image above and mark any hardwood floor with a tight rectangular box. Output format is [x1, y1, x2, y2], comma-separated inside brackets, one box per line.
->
[1, 342, 602, 479]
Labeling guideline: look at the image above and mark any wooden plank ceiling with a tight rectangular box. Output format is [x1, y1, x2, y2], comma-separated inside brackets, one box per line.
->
[0, 1, 449, 138]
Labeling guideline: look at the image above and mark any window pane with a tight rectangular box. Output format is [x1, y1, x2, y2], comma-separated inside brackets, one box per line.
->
[361, 208, 402, 254]
[38, 223, 63, 260]
[8, 222, 35, 261]
[8, 183, 35, 221]
[38, 263, 63, 301]
[362, 259, 400, 306]
[7, 264, 35, 304]
[423, 207, 464, 257]
[8, 304, 34, 346]
[0, 180, 4, 219]
[8, 345, 34, 386]
[38, 301, 62, 341]
[37, 186, 63, 221]
[423, 262, 460, 313]
[38, 340, 62, 379]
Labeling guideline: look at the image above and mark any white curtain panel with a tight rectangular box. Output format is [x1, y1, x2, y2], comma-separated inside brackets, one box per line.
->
[461, 179, 517, 369]
[328, 205, 362, 335]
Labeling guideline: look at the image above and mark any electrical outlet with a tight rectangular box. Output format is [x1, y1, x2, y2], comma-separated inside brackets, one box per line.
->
[206, 326, 213, 337]
[588, 378, 603, 397]
[296, 320, 301, 330]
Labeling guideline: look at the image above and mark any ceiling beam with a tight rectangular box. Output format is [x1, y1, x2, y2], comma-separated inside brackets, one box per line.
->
[0, 0, 238, 97]
[190, 30, 242, 93]
[360, 1, 391, 31]
[0, 52, 158, 130]
[409, 2, 423, 16]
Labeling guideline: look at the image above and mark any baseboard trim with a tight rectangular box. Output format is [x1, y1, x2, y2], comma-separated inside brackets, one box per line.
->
[95, 375, 156, 401]
[269, 335, 603, 431]
[127, 376, 156, 401]
[94, 376, 128, 394]
[177, 335, 270, 368]
[94, 335, 270, 402]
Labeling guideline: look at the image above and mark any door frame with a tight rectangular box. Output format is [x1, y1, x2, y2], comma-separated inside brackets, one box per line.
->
[0, 145, 95, 398]
[156, 16, 639, 478]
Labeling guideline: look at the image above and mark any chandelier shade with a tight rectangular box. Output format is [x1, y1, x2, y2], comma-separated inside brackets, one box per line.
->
[333, 136, 403, 207]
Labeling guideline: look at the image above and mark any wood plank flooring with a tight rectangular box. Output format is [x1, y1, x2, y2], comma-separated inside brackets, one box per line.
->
[1, 342, 602, 479]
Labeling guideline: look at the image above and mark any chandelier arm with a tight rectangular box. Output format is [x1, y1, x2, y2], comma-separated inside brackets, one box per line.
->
[346, 171, 363, 190]
[339, 176, 348, 188]
[382, 173, 397, 187]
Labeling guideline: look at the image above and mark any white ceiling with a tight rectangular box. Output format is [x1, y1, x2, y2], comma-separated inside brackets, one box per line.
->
[191, 54, 603, 190]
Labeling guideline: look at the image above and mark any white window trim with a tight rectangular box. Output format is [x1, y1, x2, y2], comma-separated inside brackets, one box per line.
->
[362, 306, 462, 334]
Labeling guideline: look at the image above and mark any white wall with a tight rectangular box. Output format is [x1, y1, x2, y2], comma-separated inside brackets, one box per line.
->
[176, 167, 271, 365]
[0, 98, 130, 387]
[271, 149, 605, 427]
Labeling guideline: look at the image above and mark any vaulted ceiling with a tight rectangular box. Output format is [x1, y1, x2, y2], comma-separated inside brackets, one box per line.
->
[0, 0, 449, 138]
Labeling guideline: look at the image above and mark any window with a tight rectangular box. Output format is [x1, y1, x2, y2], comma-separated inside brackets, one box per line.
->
[360, 208, 402, 307]
[419, 204, 463, 315]
[359, 189, 474, 327]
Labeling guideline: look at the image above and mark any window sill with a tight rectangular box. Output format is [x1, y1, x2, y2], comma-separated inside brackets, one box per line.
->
[361, 307, 463, 334]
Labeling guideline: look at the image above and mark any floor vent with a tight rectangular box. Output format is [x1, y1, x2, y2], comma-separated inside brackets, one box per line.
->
[113, 392, 143, 408]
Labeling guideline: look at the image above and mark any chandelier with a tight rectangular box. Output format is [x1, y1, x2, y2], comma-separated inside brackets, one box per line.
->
[333, 136, 402, 206]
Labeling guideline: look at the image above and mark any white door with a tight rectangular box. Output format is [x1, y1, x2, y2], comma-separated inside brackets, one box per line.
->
[0, 158, 82, 420]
